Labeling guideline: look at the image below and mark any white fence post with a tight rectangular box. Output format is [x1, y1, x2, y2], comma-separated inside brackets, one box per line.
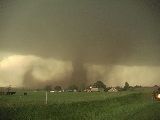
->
[45, 91, 48, 105]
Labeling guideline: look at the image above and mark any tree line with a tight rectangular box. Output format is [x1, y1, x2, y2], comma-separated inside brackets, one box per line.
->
[44, 81, 140, 92]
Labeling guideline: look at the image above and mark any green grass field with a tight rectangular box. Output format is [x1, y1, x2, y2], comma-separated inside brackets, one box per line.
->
[0, 88, 160, 120]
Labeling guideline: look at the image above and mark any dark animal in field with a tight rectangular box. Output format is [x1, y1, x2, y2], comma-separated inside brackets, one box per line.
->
[24, 92, 27, 95]
[6, 92, 16, 95]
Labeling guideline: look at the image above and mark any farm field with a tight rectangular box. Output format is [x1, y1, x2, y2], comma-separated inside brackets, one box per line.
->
[0, 88, 160, 120]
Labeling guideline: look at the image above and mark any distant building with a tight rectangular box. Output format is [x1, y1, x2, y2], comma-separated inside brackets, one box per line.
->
[91, 87, 99, 92]
[108, 87, 118, 92]
[86, 86, 105, 92]
[50, 90, 64, 93]
[50, 91, 55, 93]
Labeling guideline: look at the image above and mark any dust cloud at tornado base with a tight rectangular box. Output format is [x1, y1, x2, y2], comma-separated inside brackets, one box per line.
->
[0, 55, 160, 88]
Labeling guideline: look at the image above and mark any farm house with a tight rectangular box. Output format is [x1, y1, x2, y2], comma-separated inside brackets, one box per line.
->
[86, 86, 105, 92]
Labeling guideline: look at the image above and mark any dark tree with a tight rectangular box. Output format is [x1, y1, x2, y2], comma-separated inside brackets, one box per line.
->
[93, 81, 106, 89]
[123, 82, 129, 90]
[54, 86, 62, 91]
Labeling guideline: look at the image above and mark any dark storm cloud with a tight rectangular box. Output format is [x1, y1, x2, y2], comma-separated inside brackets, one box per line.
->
[144, 0, 160, 15]
[0, 0, 159, 66]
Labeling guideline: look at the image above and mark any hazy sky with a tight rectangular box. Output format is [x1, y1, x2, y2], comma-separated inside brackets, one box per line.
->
[0, 0, 160, 88]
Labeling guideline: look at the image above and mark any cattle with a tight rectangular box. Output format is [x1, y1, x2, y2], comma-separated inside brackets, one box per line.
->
[6, 92, 16, 95]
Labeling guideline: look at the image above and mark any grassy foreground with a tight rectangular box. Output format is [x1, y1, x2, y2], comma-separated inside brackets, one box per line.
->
[0, 89, 160, 120]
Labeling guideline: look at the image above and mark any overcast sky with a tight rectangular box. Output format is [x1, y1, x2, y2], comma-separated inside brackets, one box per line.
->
[0, 0, 160, 88]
